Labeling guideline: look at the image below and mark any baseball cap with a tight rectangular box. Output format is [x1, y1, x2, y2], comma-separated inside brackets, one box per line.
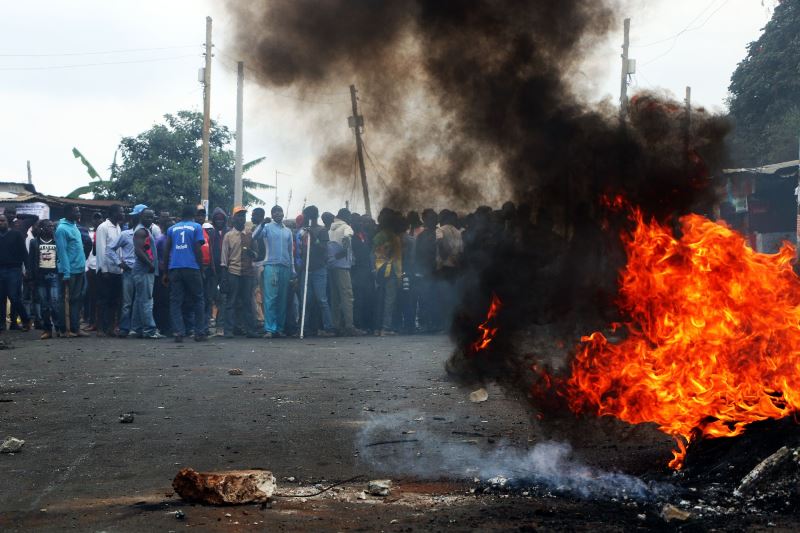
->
[131, 204, 148, 215]
[232, 205, 247, 216]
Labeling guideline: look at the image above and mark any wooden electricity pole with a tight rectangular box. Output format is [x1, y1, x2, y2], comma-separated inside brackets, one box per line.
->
[349, 84, 371, 217]
[26, 160, 32, 185]
[619, 18, 631, 121]
[201, 16, 212, 210]
[234, 61, 244, 209]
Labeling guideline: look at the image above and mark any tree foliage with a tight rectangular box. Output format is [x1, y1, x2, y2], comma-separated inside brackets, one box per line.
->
[727, 1, 800, 166]
[110, 111, 271, 213]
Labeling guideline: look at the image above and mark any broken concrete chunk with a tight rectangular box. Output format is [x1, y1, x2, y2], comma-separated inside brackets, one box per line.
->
[172, 468, 276, 505]
[367, 479, 392, 497]
[0, 436, 25, 453]
[734, 446, 792, 497]
[119, 413, 134, 423]
[660, 503, 691, 522]
[228, 369, 243, 376]
[469, 387, 489, 403]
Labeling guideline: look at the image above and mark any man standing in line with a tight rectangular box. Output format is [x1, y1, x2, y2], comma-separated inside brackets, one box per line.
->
[0, 213, 28, 334]
[209, 207, 228, 335]
[253, 205, 294, 338]
[299, 205, 335, 337]
[194, 205, 216, 335]
[54, 205, 87, 337]
[27, 219, 62, 339]
[249, 207, 267, 329]
[162, 205, 206, 343]
[94, 205, 124, 337]
[107, 220, 136, 338]
[131, 207, 164, 339]
[328, 208, 362, 336]
[220, 206, 259, 338]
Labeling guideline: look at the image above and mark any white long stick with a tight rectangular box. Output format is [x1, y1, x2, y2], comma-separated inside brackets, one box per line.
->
[299, 226, 312, 339]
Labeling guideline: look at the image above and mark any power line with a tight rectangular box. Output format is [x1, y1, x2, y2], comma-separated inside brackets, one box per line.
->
[0, 44, 199, 58]
[631, 0, 722, 48]
[639, 0, 730, 67]
[0, 53, 199, 71]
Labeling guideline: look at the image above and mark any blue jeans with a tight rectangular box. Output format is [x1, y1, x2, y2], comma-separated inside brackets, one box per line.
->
[169, 268, 205, 337]
[0, 266, 24, 330]
[36, 273, 63, 332]
[302, 268, 333, 333]
[119, 270, 135, 333]
[262, 264, 291, 334]
[131, 271, 156, 335]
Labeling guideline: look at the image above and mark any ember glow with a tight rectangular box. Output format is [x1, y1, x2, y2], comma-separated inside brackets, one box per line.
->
[470, 293, 502, 355]
[564, 209, 800, 469]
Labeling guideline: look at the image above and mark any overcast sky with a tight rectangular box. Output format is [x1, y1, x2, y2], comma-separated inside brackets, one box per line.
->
[0, 0, 775, 215]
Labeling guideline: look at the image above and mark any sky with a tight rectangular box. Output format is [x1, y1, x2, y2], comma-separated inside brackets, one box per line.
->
[0, 0, 776, 215]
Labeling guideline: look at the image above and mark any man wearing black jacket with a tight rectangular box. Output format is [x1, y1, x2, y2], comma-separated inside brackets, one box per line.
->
[0, 213, 28, 333]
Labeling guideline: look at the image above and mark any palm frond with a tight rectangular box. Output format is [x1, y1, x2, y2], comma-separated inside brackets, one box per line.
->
[66, 185, 95, 199]
[242, 178, 275, 191]
[242, 156, 266, 173]
[243, 190, 266, 206]
[72, 147, 102, 180]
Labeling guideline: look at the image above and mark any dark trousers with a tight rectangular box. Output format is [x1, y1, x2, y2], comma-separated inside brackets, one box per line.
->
[351, 268, 375, 332]
[224, 272, 256, 336]
[84, 269, 97, 326]
[153, 276, 171, 335]
[61, 274, 86, 334]
[168, 268, 205, 337]
[201, 265, 215, 329]
[96, 272, 122, 334]
[0, 266, 25, 330]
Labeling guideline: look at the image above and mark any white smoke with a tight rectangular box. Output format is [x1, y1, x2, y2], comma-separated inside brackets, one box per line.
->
[357, 411, 672, 501]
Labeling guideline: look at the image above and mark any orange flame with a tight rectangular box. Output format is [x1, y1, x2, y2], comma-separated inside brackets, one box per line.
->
[565, 209, 800, 469]
[470, 293, 502, 355]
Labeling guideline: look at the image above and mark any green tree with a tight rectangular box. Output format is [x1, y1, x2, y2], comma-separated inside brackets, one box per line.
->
[727, 1, 800, 166]
[111, 110, 271, 213]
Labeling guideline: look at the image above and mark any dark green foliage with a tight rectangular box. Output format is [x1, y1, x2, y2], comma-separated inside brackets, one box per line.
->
[728, 1, 800, 166]
[110, 111, 270, 213]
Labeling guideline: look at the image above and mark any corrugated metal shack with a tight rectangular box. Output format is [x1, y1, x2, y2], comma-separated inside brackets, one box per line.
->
[720, 160, 800, 253]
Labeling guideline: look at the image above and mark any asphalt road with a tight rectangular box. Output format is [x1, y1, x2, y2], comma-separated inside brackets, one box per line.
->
[1, 331, 795, 531]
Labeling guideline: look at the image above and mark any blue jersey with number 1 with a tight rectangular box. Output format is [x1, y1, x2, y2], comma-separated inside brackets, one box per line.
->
[167, 221, 204, 270]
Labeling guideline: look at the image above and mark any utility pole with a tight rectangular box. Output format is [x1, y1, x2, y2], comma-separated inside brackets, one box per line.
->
[200, 16, 212, 211]
[619, 18, 631, 121]
[234, 61, 244, 209]
[26, 160, 32, 185]
[275, 169, 279, 206]
[348, 84, 371, 217]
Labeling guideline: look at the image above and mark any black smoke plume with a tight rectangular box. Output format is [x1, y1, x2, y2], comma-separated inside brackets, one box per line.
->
[224, 1, 731, 415]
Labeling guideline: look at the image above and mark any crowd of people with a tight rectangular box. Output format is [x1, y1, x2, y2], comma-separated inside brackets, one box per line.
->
[0, 199, 536, 343]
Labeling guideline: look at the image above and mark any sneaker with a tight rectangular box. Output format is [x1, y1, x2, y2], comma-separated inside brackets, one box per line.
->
[67, 331, 89, 338]
[127, 330, 139, 337]
[96, 331, 106, 338]
[174, 335, 183, 343]
[317, 329, 336, 337]
[194, 334, 208, 342]
[117, 330, 129, 338]
[262, 332, 273, 339]
[40, 331, 52, 340]
[144, 332, 166, 339]
[378, 329, 397, 337]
